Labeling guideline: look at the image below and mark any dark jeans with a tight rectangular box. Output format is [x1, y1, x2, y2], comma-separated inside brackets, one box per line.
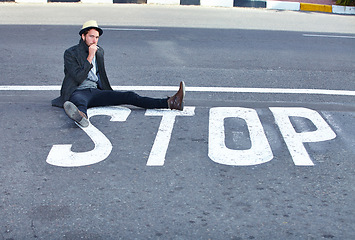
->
[69, 88, 169, 115]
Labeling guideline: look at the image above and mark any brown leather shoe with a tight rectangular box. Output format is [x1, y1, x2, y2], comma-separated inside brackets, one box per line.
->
[63, 101, 89, 127]
[168, 81, 185, 111]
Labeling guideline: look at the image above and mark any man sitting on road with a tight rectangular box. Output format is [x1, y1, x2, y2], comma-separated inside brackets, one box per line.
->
[52, 20, 185, 127]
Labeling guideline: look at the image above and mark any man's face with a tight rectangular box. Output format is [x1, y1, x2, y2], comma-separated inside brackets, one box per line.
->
[82, 29, 100, 47]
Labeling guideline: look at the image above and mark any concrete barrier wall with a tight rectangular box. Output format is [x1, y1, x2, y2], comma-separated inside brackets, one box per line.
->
[6, 0, 354, 15]
[147, 0, 180, 5]
[200, 0, 234, 7]
[267, 1, 300, 10]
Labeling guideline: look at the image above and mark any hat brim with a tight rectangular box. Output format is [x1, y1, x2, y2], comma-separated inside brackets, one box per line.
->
[79, 27, 103, 36]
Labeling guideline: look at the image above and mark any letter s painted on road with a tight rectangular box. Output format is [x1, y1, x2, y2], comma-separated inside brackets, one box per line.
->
[46, 106, 131, 167]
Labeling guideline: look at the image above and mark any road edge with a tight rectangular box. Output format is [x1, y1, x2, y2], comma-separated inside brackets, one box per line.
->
[10, 0, 355, 15]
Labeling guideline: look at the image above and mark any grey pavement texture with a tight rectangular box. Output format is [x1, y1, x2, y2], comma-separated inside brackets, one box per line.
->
[0, 3, 355, 240]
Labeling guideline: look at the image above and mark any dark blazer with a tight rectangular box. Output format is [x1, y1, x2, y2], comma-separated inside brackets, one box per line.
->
[51, 39, 113, 108]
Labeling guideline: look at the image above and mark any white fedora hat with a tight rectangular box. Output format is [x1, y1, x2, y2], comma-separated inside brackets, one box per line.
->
[79, 20, 103, 36]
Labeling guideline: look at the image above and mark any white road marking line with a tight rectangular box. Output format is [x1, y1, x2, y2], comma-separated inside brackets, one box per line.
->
[303, 34, 355, 39]
[102, 28, 159, 31]
[185, 87, 355, 96]
[0, 86, 60, 91]
[1, 85, 355, 96]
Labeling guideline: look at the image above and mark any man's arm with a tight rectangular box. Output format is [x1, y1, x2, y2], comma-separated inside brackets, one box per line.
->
[64, 49, 93, 85]
[87, 44, 98, 64]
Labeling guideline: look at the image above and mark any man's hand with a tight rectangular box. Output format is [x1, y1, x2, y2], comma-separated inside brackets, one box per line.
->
[87, 44, 98, 64]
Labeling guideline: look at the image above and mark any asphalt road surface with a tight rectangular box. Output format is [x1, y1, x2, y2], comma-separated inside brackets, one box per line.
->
[0, 3, 354, 240]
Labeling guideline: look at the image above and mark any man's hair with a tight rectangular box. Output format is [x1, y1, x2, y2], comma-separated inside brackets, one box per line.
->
[81, 29, 90, 36]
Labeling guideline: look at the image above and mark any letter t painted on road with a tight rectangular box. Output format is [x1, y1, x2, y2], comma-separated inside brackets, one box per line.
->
[145, 107, 195, 166]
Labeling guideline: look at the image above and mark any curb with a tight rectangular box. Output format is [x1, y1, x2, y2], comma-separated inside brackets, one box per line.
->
[267, 1, 355, 14]
[10, 0, 355, 15]
[300, 3, 332, 13]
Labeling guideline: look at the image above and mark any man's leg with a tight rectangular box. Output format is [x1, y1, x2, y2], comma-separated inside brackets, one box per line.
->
[64, 89, 92, 127]
[63, 101, 89, 127]
[69, 89, 92, 115]
[167, 81, 185, 110]
[89, 81, 185, 110]
[88, 90, 168, 109]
